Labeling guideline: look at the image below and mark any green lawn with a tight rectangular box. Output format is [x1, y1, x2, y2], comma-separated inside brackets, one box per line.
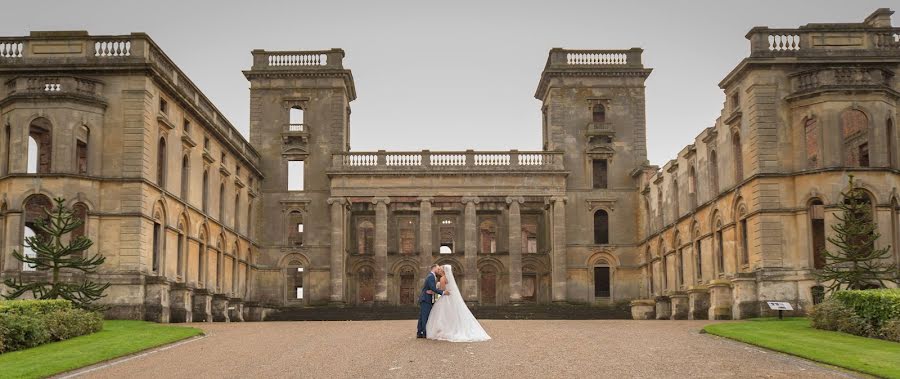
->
[0, 320, 203, 379]
[704, 318, 900, 379]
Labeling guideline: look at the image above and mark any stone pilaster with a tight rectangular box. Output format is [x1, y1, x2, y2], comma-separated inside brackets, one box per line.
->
[143, 276, 170, 323]
[373, 197, 390, 304]
[708, 279, 733, 320]
[687, 285, 710, 320]
[670, 292, 689, 320]
[418, 197, 433, 279]
[168, 283, 193, 323]
[506, 196, 523, 302]
[228, 298, 244, 322]
[211, 294, 230, 322]
[731, 275, 759, 319]
[655, 295, 672, 320]
[327, 197, 346, 304]
[191, 288, 213, 322]
[551, 195, 567, 302]
[462, 197, 479, 304]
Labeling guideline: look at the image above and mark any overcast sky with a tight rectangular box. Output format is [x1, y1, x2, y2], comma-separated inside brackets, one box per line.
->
[3, 0, 893, 165]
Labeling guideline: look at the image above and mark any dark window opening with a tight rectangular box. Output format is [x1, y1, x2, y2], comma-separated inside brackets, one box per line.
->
[593, 210, 609, 244]
[594, 266, 610, 297]
[592, 159, 608, 189]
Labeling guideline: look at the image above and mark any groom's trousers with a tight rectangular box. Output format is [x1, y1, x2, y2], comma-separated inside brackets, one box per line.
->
[417, 301, 432, 336]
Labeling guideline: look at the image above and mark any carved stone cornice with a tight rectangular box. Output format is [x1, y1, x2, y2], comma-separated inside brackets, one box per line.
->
[701, 128, 718, 144]
[585, 198, 616, 212]
[157, 113, 175, 130]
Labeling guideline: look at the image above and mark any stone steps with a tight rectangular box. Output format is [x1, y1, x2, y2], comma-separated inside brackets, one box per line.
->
[267, 304, 631, 321]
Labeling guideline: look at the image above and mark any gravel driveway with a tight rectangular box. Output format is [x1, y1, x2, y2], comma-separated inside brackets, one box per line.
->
[67, 320, 857, 379]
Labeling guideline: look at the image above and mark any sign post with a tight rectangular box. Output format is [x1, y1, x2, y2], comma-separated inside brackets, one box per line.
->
[766, 301, 794, 320]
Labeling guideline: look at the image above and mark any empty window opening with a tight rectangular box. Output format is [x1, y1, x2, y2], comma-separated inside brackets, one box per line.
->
[592, 159, 608, 189]
[288, 160, 305, 191]
[592, 104, 606, 123]
[594, 210, 609, 244]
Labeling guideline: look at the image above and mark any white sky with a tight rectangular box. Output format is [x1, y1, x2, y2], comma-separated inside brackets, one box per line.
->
[3, 0, 893, 165]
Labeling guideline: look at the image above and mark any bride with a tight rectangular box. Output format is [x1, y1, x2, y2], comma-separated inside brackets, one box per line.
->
[425, 264, 491, 342]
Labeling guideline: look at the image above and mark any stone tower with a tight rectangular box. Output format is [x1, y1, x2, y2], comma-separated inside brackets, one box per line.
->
[535, 48, 652, 302]
[243, 50, 356, 305]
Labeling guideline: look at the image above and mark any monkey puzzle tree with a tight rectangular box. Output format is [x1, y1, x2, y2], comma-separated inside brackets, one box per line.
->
[817, 176, 898, 293]
[3, 197, 110, 308]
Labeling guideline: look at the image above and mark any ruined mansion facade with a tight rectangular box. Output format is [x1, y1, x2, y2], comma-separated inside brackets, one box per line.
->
[0, 9, 898, 322]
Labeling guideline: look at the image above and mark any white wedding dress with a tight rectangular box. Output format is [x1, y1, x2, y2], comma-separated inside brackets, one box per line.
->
[425, 265, 491, 342]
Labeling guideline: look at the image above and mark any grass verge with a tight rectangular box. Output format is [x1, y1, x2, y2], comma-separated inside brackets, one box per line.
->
[704, 318, 900, 379]
[0, 320, 203, 379]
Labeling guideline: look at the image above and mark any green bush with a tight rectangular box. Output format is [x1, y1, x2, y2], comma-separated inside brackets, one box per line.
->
[0, 299, 72, 316]
[881, 319, 900, 343]
[832, 289, 900, 328]
[0, 300, 102, 354]
[810, 298, 872, 336]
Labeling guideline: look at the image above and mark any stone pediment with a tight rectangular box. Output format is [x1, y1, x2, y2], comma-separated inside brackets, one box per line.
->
[586, 146, 615, 160]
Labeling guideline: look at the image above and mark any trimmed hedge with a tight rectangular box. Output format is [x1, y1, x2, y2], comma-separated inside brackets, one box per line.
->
[811, 289, 900, 342]
[832, 289, 900, 328]
[0, 300, 103, 354]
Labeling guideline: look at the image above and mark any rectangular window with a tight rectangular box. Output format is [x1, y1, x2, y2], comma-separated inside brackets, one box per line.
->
[76, 140, 88, 174]
[295, 267, 304, 299]
[159, 98, 168, 114]
[183, 120, 191, 133]
[288, 160, 304, 191]
[859, 143, 870, 167]
[594, 266, 610, 297]
[592, 159, 608, 189]
[695, 241, 702, 281]
[203, 136, 210, 150]
[740, 219, 749, 265]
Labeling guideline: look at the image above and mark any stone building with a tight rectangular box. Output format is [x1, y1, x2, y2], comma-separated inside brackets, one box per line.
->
[0, 9, 897, 322]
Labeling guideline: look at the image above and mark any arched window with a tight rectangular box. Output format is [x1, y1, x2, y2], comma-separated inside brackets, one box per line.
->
[398, 217, 416, 255]
[660, 241, 668, 291]
[689, 166, 698, 209]
[676, 242, 685, 288]
[645, 248, 654, 296]
[288, 261, 305, 300]
[732, 132, 743, 182]
[176, 220, 186, 279]
[152, 211, 163, 274]
[804, 117, 820, 169]
[76, 126, 89, 175]
[216, 238, 224, 290]
[234, 193, 241, 231]
[22, 225, 37, 272]
[672, 179, 680, 217]
[181, 155, 190, 199]
[708, 150, 719, 195]
[887, 118, 895, 168]
[157, 137, 167, 187]
[656, 188, 664, 223]
[738, 206, 749, 266]
[71, 203, 88, 258]
[288, 211, 304, 247]
[289, 107, 304, 131]
[202, 170, 209, 213]
[232, 246, 239, 295]
[28, 118, 52, 174]
[218, 183, 225, 222]
[693, 226, 703, 283]
[479, 219, 497, 254]
[592, 104, 606, 123]
[198, 228, 208, 288]
[809, 199, 826, 270]
[439, 218, 456, 254]
[23, 195, 52, 271]
[357, 219, 374, 254]
[593, 210, 609, 244]
[841, 109, 869, 167]
[715, 220, 724, 276]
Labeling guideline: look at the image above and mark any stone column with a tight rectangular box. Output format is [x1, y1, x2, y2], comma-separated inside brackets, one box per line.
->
[169, 283, 193, 323]
[708, 279, 733, 320]
[373, 197, 390, 304]
[418, 197, 433, 281]
[687, 285, 710, 320]
[327, 197, 346, 304]
[731, 275, 759, 319]
[551, 196, 567, 302]
[211, 294, 230, 322]
[670, 292, 689, 320]
[462, 197, 479, 304]
[655, 295, 672, 320]
[506, 196, 523, 302]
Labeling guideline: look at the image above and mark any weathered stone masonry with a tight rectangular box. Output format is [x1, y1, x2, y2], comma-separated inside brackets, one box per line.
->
[0, 9, 898, 322]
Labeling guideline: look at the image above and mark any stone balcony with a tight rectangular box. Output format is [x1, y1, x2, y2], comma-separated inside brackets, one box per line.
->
[330, 150, 565, 173]
[2, 74, 105, 107]
[0, 31, 261, 167]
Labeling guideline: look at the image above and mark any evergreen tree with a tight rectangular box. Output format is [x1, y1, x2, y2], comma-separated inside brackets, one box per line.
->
[817, 175, 898, 293]
[3, 197, 110, 308]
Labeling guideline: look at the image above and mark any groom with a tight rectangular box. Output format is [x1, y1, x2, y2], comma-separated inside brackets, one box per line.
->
[417, 264, 450, 338]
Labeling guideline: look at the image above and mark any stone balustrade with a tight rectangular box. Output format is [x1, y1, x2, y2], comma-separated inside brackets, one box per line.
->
[0, 31, 261, 168]
[746, 26, 900, 57]
[5, 75, 105, 98]
[331, 150, 565, 172]
[250, 49, 346, 70]
[791, 67, 893, 94]
[544, 48, 644, 69]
